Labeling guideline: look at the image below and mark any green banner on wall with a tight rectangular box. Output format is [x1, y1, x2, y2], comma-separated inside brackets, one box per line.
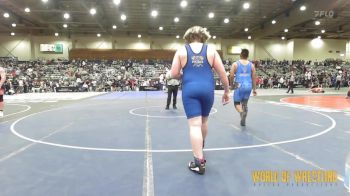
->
[40, 44, 64, 53]
[55, 44, 63, 53]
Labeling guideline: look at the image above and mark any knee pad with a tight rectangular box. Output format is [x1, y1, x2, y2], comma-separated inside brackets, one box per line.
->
[242, 101, 248, 112]
[0, 95, 3, 102]
[234, 101, 241, 106]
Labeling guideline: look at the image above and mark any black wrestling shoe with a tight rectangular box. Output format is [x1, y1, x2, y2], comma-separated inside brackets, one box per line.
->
[165, 106, 169, 110]
[188, 157, 206, 175]
[173, 105, 177, 109]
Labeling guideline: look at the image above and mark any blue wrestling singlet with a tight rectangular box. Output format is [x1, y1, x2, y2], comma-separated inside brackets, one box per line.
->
[182, 44, 214, 119]
[233, 60, 252, 102]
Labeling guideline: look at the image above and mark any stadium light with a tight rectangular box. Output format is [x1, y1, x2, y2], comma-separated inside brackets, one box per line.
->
[63, 13, 70, 19]
[90, 8, 96, 15]
[243, 2, 250, 9]
[121, 14, 127, 21]
[180, 0, 188, 8]
[151, 10, 158, 17]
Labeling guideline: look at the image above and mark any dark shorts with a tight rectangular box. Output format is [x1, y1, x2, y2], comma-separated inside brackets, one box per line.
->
[0, 86, 4, 102]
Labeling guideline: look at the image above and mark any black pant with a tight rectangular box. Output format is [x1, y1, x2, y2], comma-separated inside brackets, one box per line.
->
[167, 85, 179, 107]
[335, 81, 341, 90]
[286, 81, 294, 93]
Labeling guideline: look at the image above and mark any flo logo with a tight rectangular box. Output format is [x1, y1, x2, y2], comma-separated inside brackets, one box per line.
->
[192, 56, 204, 67]
[314, 10, 335, 18]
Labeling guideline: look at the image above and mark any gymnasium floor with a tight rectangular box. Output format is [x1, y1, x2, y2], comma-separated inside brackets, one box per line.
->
[0, 89, 349, 196]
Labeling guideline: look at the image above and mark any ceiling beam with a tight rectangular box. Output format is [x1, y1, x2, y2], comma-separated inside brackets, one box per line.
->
[77, 0, 106, 33]
[251, 0, 349, 39]
[0, 0, 59, 33]
[0, 23, 11, 32]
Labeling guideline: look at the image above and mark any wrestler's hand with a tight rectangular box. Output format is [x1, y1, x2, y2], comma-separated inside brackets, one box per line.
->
[253, 90, 257, 96]
[165, 71, 172, 79]
[222, 91, 230, 105]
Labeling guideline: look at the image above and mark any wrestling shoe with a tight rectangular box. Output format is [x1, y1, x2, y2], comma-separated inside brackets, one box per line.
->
[188, 157, 206, 175]
[173, 105, 177, 109]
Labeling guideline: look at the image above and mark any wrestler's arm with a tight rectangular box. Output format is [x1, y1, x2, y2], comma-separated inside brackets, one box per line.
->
[169, 47, 185, 79]
[0, 68, 5, 87]
[251, 64, 257, 95]
[229, 63, 237, 88]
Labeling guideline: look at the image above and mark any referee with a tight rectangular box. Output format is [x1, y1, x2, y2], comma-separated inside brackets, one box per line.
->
[165, 78, 180, 110]
[0, 66, 6, 118]
[286, 71, 295, 94]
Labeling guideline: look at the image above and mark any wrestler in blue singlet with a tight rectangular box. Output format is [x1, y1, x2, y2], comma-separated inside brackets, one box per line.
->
[234, 61, 252, 102]
[182, 44, 214, 119]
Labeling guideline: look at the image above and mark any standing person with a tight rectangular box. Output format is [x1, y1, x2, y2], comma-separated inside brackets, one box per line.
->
[229, 49, 257, 127]
[0, 66, 6, 117]
[165, 78, 180, 110]
[335, 74, 342, 90]
[286, 71, 295, 94]
[278, 76, 284, 88]
[167, 26, 230, 174]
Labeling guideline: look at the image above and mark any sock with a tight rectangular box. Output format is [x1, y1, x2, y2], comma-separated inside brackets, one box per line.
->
[194, 157, 206, 165]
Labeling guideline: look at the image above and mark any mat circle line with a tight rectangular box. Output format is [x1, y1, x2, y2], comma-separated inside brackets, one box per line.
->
[4, 104, 31, 118]
[10, 102, 336, 153]
[129, 106, 218, 118]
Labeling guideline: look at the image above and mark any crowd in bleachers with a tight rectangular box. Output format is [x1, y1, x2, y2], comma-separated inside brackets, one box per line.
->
[1, 57, 349, 95]
[0, 58, 171, 94]
[253, 59, 350, 89]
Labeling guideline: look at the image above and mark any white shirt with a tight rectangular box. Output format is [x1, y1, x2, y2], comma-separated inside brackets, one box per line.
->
[167, 78, 180, 86]
[336, 75, 342, 81]
[76, 78, 82, 84]
[279, 77, 284, 83]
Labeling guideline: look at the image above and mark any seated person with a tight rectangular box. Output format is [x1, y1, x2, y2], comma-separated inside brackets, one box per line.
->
[347, 87, 350, 99]
[310, 85, 325, 93]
